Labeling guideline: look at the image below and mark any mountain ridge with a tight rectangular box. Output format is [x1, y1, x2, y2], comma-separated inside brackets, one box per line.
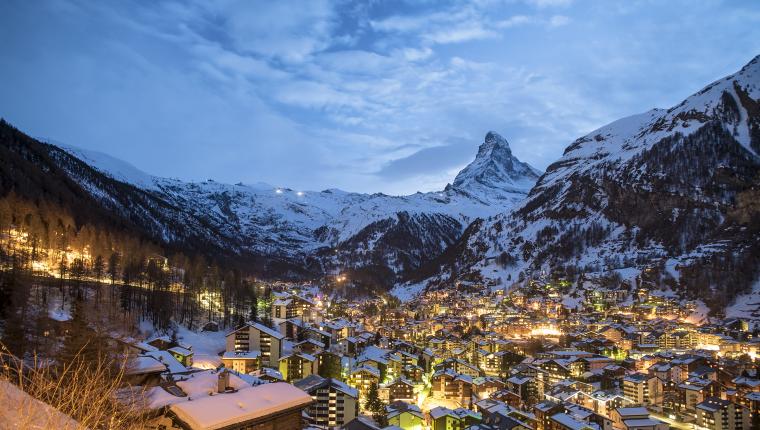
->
[410, 54, 760, 313]
[2, 124, 541, 283]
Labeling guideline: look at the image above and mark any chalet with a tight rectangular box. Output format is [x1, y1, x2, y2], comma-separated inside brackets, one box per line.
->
[490, 388, 525, 409]
[403, 364, 424, 383]
[622, 373, 664, 408]
[144, 350, 191, 376]
[321, 318, 355, 340]
[168, 346, 193, 367]
[383, 377, 416, 403]
[167, 382, 312, 430]
[348, 365, 381, 403]
[533, 400, 564, 430]
[146, 335, 173, 351]
[548, 413, 595, 430]
[432, 369, 473, 407]
[476, 349, 502, 376]
[610, 407, 648, 430]
[305, 325, 333, 349]
[253, 366, 284, 383]
[272, 294, 316, 323]
[473, 376, 506, 400]
[124, 355, 166, 386]
[430, 406, 481, 430]
[225, 321, 284, 368]
[221, 350, 261, 374]
[343, 416, 384, 430]
[386, 401, 424, 430]
[293, 338, 325, 355]
[676, 378, 721, 412]
[294, 374, 359, 429]
[475, 399, 533, 430]
[279, 352, 319, 382]
[506, 375, 534, 404]
[435, 357, 481, 378]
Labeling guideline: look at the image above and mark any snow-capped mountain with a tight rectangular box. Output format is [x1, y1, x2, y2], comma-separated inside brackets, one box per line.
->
[449, 131, 541, 201]
[417, 55, 760, 312]
[33, 130, 540, 278]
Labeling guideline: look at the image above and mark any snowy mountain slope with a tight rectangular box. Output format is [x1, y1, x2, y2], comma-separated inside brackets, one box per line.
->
[532, 55, 759, 209]
[39, 130, 540, 278]
[51, 141, 161, 191]
[449, 131, 542, 201]
[416, 55, 760, 311]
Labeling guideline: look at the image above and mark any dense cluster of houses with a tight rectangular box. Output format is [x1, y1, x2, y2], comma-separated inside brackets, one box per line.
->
[122, 282, 760, 430]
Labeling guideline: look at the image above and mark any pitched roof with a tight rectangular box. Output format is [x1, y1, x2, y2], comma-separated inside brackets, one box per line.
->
[293, 374, 359, 398]
[226, 321, 284, 339]
[170, 382, 311, 430]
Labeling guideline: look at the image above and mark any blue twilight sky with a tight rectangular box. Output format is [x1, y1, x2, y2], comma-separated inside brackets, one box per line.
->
[1, 1, 760, 194]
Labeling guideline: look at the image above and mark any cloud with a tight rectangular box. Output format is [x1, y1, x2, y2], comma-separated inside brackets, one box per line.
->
[548, 15, 570, 27]
[496, 15, 533, 28]
[398, 46, 434, 61]
[212, 0, 338, 63]
[525, 0, 573, 8]
[2, 0, 760, 195]
[370, 5, 502, 46]
[423, 26, 498, 44]
[376, 141, 476, 180]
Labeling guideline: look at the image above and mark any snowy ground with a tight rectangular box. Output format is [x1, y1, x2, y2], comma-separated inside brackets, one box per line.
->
[0, 380, 79, 429]
[726, 280, 760, 328]
[684, 300, 711, 325]
[176, 325, 226, 369]
[390, 281, 427, 302]
[47, 296, 72, 322]
[138, 320, 226, 369]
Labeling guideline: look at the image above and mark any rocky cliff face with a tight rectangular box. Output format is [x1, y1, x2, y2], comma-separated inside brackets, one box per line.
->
[450, 131, 541, 199]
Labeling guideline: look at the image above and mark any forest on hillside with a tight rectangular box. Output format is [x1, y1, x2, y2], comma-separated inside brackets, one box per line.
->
[0, 192, 277, 359]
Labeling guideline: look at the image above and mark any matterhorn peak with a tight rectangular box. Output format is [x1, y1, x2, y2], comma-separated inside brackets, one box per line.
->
[479, 131, 512, 158]
[450, 131, 541, 199]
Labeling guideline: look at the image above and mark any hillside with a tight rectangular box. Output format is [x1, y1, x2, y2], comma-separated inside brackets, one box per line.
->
[1, 122, 540, 281]
[411, 55, 760, 313]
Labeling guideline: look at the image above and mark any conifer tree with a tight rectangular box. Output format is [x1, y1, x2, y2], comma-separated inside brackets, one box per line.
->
[364, 383, 387, 427]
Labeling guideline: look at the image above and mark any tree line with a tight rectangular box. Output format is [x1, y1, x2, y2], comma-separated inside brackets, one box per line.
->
[0, 193, 272, 359]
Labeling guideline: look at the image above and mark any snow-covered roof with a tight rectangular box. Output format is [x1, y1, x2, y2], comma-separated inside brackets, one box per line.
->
[351, 365, 381, 378]
[169, 346, 193, 357]
[623, 418, 665, 427]
[293, 375, 359, 398]
[222, 351, 260, 360]
[175, 370, 248, 399]
[170, 382, 312, 430]
[429, 406, 453, 420]
[551, 413, 595, 430]
[144, 385, 187, 409]
[253, 367, 284, 380]
[144, 350, 189, 374]
[227, 322, 284, 340]
[279, 352, 317, 362]
[126, 355, 166, 375]
[357, 345, 389, 365]
[615, 407, 648, 417]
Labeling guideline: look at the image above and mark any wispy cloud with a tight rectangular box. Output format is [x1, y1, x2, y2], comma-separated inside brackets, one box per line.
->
[1, 0, 759, 194]
[525, 0, 573, 9]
